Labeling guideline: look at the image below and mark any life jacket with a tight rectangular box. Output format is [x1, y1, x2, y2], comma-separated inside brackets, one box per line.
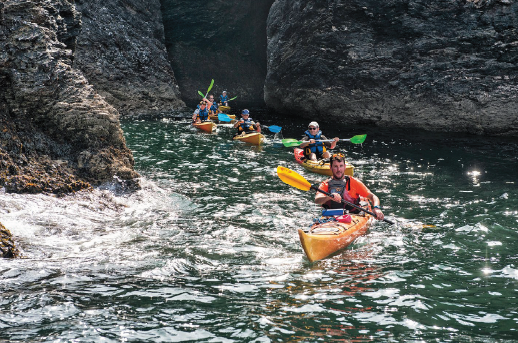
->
[197, 106, 209, 121]
[220, 94, 229, 103]
[304, 129, 325, 155]
[238, 117, 256, 132]
[209, 102, 218, 113]
[323, 177, 360, 212]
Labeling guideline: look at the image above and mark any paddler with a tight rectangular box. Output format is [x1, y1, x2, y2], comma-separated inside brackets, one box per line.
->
[299, 121, 339, 162]
[191, 98, 213, 123]
[315, 153, 385, 220]
[220, 91, 229, 106]
[234, 109, 261, 134]
[208, 94, 219, 115]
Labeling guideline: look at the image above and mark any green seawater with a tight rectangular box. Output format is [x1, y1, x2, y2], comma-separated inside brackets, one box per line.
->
[1, 113, 517, 342]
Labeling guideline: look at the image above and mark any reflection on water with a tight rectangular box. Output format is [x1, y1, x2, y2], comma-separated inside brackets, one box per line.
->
[1, 116, 517, 342]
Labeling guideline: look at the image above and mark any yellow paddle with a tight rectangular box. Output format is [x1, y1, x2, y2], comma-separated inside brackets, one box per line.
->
[276, 166, 394, 224]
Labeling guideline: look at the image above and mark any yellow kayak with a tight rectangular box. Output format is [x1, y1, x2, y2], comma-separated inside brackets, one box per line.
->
[294, 148, 354, 176]
[233, 132, 264, 145]
[193, 121, 216, 133]
[299, 207, 374, 262]
[218, 105, 231, 113]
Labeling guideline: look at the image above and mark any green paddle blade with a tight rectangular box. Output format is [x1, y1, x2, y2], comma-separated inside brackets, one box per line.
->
[229, 96, 237, 101]
[350, 134, 367, 144]
[281, 138, 303, 147]
[207, 79, 214, 93]
[198, 90, 204, 97]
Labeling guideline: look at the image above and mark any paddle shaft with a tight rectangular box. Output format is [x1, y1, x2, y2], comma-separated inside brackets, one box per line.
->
[310, 184, 394, 224]
[204, 79, 214, 98]
[311, 139, 351, 143]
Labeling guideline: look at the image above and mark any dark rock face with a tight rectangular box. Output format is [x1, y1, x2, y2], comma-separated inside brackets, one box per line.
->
[265, 0, 518, 136]
[74, 0, 186, 116]
[161, 0, 275, 107]
[1, 0, 139, 193]
[0, 222, 20, 258]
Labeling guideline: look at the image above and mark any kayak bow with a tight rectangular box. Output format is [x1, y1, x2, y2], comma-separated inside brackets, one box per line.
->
[294, 148, 354, 176]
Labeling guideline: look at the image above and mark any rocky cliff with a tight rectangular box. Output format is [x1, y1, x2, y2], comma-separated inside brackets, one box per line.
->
[161, 0, 275, 107]
[73, 0, 186, 117]
[1, 0, 138, 193]
[265, 0, 518, 136]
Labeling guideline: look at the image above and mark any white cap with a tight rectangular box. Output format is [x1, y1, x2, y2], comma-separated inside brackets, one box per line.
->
[308, 121, 319, 128]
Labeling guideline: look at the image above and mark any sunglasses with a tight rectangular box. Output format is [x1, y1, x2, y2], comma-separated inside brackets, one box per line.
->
[308, 127, 317, 130]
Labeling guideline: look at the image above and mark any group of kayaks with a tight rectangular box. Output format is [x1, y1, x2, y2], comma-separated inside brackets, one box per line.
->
[192, 105, 279, 146]
[192, 105, 376, 262]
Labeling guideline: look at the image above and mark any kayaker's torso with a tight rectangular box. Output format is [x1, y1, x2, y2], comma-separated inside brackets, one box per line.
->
[319, 176, 369, 212]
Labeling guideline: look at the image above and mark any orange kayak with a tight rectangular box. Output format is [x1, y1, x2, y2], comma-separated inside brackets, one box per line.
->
[298, 210, 374, 262]
[233, 132, 264, 145]
[193, 121, 216, 133]
[294, 148, 354, 176]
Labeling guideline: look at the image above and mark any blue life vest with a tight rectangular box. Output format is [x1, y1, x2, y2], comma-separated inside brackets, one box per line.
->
[210, 102, 218, 113]
[197, 106, 209, 121]
[239, 117, 256, 132]
[220, 94, 229, 103]
[304, 129, 324, 154]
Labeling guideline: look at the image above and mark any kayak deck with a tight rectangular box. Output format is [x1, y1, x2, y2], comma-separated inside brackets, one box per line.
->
[218, 105, 231, 113]
[233, 132, 264, 145]
[299, 210, 374, 262]
[193, 121, 216, 133]
[294, 148, 354, 176]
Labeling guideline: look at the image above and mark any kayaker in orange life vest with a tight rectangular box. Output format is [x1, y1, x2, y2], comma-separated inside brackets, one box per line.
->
[299, 121, 339, 162]
[315, 153, 385, 221]
[234, 109, 261, 133]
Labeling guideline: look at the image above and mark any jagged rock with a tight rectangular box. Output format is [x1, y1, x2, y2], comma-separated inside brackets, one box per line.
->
[0, 222, 20, 258]
[161, 0, 275, 107]
[73, 0, 186, 116]
[265, 0, 518, 136]
[0, 0, 139, 193]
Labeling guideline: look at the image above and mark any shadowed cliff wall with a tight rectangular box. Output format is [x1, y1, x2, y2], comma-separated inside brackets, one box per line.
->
[265, 0, 518, 136]
[73, 0, 186, 116]
[161, 0, 275, 107]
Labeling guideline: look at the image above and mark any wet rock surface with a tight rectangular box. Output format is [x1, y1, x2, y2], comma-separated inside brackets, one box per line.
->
[265, 0, 518, 136]
[0, 222, 20, 258]
[161, 0, 275, 107]
[73, 0, 186, 116]
[1, 0, 139, 193]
